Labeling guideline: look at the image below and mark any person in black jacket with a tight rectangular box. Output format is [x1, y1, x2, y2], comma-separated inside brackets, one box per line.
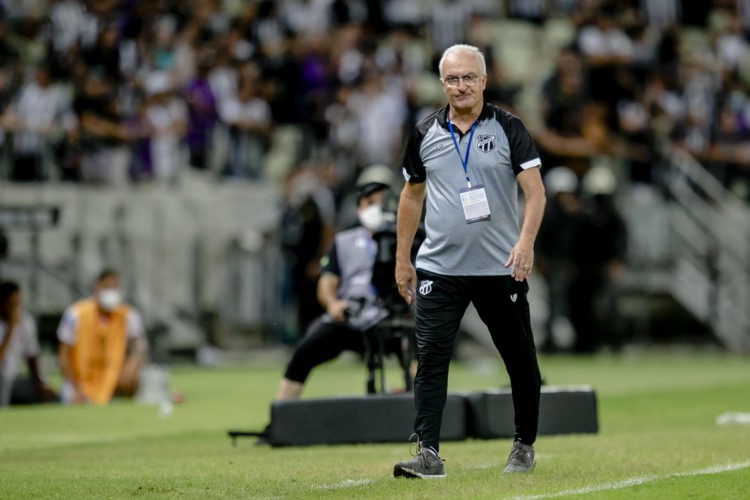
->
[569, 165, 628, 353]
[536, 166, 581, 353]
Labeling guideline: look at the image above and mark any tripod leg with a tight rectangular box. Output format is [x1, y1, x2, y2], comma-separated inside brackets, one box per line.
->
[377, 333, 386, 394]
[363, 331, 377, 394]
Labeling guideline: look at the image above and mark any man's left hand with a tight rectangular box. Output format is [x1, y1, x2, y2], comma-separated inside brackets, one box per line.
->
[505, 242, 534, 282]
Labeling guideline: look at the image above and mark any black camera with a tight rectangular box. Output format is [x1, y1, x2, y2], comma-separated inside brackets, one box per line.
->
[370, 190, 423, 316]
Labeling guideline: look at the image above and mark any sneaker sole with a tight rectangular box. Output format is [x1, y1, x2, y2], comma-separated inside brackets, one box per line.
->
[393, 465, 446, 479]
[503, 462, 536, 474]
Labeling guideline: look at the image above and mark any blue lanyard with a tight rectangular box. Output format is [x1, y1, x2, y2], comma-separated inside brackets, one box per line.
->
[448, 118, 477, 188]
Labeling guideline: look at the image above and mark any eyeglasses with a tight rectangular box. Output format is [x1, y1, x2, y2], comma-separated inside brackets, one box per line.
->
[442, 74, 484, 87]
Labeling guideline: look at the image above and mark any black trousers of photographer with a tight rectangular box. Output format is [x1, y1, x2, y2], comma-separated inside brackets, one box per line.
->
[284, 316, 403, 384]
[413, 269, 541, 451]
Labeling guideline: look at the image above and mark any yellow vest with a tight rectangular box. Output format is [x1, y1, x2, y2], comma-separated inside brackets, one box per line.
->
[67, 298, 130, 404]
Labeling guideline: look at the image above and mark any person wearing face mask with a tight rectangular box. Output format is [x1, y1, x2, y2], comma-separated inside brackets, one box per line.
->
[255, 166, 406, 445]
[56, 269, 149, 404]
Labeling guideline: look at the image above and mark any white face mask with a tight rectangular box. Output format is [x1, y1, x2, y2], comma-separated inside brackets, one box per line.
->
[358, 203, 384, 231]
[97, 288, 122, 311]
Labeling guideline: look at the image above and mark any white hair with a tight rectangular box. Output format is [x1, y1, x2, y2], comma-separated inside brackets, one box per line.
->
[438, 44, 487, 78]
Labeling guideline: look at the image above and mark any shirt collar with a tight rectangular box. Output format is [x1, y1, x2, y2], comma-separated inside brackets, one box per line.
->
[437, 101, 493, 131]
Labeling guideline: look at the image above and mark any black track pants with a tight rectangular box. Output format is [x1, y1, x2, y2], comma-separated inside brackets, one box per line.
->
[412, 269, 541, 451]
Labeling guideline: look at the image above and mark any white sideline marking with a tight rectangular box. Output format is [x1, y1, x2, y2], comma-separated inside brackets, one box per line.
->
[513, 461, 750, 499]
[315, 479, 373, 490]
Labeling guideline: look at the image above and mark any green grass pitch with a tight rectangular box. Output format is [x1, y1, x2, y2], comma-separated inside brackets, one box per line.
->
[1, 350, 749, 498]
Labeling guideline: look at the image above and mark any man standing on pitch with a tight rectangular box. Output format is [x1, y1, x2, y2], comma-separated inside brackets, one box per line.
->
[393, 44, 546, 478]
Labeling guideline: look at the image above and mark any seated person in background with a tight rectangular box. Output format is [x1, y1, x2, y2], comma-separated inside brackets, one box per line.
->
[0, 280, 58, 406]
[278, 168, 401, 400]
[257, 166, 404, 443]
[57, 269, 149, 404]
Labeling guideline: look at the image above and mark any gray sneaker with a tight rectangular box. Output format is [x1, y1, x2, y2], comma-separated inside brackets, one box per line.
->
[503, 440, 535, 473]
[393, 435, 446, 479]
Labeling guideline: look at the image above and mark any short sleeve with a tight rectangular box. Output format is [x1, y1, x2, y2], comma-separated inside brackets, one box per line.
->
[21, 314, 40, 357]
[57, 307, 78, 345]
[320, 240, 340, 277]
[126, 309, 145, 339]
[507, 115, 541, 175]
[401, 126, 427, 184]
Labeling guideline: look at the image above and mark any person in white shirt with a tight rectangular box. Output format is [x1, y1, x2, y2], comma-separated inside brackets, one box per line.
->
[0, 281, 58, 407]
[219, 73, 272, 179]
[56, 269, 148, 404]
[3, 66, 74, 181]
[142, 71, 188, 183]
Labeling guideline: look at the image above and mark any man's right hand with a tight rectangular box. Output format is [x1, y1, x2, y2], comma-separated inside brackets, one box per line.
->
[326, 300, 349, 323]
[395, 260, 417, 305]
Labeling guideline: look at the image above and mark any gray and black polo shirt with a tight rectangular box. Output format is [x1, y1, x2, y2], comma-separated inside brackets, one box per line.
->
[401, 102, 541, 276]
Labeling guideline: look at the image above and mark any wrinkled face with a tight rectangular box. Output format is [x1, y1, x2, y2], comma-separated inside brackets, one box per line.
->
[440, 50, 487, 113]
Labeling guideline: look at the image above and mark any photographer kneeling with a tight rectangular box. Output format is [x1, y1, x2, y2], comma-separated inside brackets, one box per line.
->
[257, 165, 407, 445]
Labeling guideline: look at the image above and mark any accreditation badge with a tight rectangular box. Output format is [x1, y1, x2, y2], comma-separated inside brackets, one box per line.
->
[459, 184, 491, 223]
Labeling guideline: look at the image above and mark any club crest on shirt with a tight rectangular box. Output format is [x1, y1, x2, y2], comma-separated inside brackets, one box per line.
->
[419, 280, 433, 295]
[476, 135, 496, 153]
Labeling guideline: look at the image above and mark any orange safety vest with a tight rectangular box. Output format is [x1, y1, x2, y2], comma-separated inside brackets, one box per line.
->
[66, 298, 131, 404]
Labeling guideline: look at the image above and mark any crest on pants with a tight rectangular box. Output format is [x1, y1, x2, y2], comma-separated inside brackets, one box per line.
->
[419, 280, 433, 295]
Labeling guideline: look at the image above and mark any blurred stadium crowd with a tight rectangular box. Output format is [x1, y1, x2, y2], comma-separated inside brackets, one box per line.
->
[1, 0, 750, 353]
[0, 0, 749, 198]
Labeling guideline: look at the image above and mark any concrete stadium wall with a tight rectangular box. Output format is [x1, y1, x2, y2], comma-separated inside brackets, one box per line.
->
[0, 174, 282, 337]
